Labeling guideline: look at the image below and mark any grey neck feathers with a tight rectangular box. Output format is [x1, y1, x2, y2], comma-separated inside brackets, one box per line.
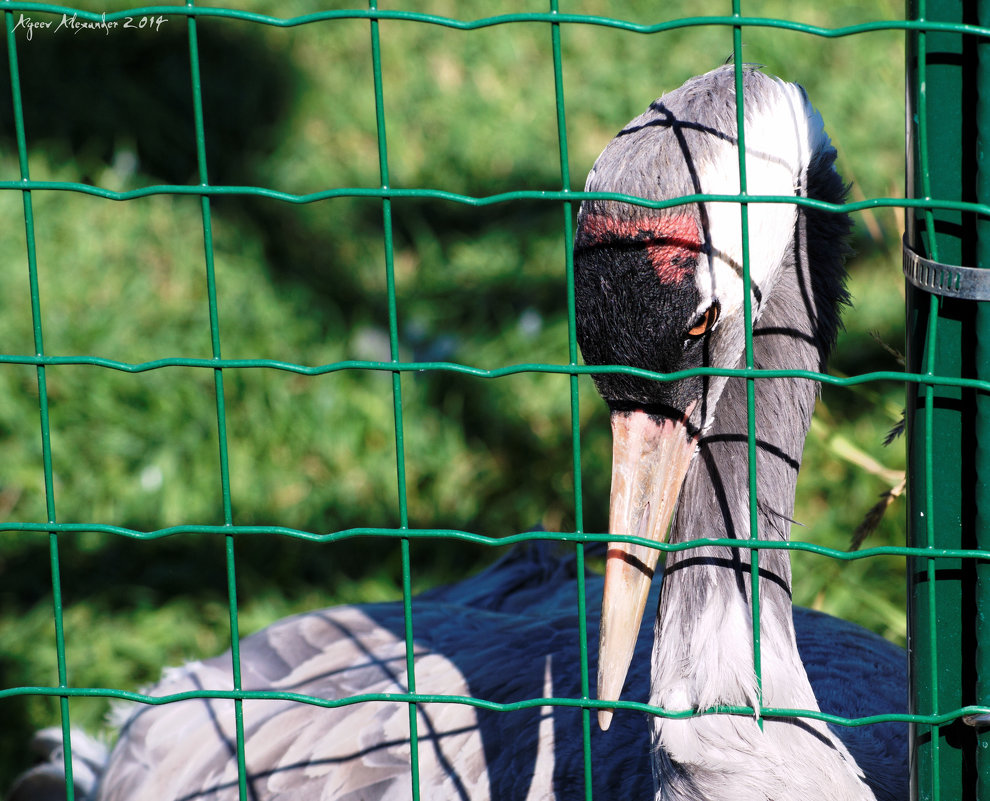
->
[653, 209, 826, 717]
[647, 178, 871, 799]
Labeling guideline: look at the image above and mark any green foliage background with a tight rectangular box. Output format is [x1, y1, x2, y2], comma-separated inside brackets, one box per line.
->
[0, 0, 906, 789]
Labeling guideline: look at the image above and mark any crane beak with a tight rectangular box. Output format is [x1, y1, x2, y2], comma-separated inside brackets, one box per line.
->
[597, 408, 697, 731]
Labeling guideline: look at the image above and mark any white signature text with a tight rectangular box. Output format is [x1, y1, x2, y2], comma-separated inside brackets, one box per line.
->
[13, 12, 168, 40]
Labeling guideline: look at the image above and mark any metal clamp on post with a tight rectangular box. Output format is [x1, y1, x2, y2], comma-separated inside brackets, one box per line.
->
[903, 238, 990, 300]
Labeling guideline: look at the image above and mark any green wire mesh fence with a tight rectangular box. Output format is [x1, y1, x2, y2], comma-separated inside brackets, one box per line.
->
[0, 2, 985, 799]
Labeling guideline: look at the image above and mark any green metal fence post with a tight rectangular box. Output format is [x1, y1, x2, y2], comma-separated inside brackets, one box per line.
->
[906, 1, 984, 797]
[979, 4, 990, 798]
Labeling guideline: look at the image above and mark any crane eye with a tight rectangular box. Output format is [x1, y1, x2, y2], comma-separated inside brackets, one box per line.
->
[687, 302, 719, 337]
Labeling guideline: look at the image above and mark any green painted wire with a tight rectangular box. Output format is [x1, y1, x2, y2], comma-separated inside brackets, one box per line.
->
[0, 354, 987, 397]
[547, 1, 595, 796]
[3, 3, 76, 798]
[1, 520, 986, 563]
[730, 0, 765, 731]
[3, 680, 987, 729]
[184, 3, 250, 799]
[913, 2, 944, 796]
[3, 680, 985, 729]
[0, 179, 985, 220]
[367, 2, 422, 797]
[0, 351, 980, 386]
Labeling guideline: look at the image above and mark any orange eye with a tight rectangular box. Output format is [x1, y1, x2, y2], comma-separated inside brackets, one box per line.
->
[687, 303, 719, 337]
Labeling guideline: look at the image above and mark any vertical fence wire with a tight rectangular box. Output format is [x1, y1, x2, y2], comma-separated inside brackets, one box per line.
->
[730, 0, 765, 730]
[2, 4, 76, 798]
[367, 3, 422, 797]
[185, 3, 250, 798]
[546, 2, 596, 796]
[913, 2, 945, 794]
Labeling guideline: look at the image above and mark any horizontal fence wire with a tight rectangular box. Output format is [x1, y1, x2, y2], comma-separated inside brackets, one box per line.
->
[0, 522, 985, 562]
[0, 182, 988, 216]
[1, 2, 989, 801]
[0, 684, 968, 729]
[0, 357, 986, 391]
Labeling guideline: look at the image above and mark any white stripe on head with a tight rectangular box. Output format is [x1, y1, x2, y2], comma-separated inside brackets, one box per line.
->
[693, 77, 828, 324]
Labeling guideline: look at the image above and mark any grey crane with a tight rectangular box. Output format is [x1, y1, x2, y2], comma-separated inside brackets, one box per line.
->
[573, 64, 905, 800]
[10, 65, 907, 801]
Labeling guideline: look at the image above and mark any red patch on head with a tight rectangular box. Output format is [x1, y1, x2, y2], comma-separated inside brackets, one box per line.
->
[576, 213, 701, 284]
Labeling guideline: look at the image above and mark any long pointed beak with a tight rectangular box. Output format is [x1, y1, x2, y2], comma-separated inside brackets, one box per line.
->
[597, 409, 697, 730]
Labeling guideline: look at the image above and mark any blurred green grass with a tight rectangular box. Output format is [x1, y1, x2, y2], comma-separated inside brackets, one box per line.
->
[0, 0, 906, 789]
